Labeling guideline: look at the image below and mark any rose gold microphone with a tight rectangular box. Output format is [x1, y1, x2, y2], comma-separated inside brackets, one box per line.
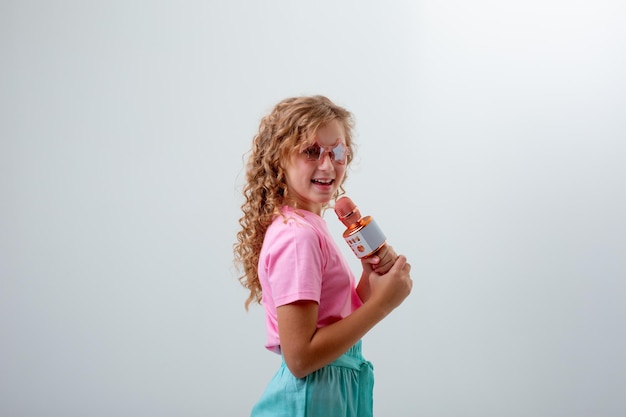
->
[334, 196, 393, 273]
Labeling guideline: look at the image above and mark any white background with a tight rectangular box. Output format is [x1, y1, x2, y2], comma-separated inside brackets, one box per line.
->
[2, 1, 625, 416]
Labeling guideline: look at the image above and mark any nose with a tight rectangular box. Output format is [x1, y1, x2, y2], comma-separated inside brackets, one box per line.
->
[317, 151, 334, 170]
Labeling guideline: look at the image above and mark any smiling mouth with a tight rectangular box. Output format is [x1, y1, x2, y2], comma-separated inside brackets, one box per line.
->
[312, 179, 334, 185]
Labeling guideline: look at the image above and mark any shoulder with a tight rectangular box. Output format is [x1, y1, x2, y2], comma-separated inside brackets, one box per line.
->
[260, 210, 327, 276]
[265, 211, 320, 245]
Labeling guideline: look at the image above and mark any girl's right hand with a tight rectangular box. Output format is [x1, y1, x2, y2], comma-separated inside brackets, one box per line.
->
[367, 255, 413, 314]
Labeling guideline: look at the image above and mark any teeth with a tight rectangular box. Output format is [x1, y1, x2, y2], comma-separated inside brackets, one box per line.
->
[313, 179, 333, 185]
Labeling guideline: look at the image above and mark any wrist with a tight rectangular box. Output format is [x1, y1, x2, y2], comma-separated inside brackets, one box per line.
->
[362, 296, 392, 321]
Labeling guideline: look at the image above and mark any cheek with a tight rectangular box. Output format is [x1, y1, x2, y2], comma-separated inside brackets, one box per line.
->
[284, 159, 310, 186]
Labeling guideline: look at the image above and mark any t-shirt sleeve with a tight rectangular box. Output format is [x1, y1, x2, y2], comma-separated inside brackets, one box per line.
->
[263, 218, 324, 307]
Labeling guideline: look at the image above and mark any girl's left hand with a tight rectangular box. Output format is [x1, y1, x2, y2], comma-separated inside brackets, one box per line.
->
[361, 244, 397, 275]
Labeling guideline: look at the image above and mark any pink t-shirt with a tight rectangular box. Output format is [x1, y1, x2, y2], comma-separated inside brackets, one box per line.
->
[258, 206, 363, 354]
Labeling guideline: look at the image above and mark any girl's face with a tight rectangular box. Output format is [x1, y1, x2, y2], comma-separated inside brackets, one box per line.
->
[284, 119, 349, 215]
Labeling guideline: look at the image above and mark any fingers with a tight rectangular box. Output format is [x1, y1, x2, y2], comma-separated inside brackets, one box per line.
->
[390, 255, 412, 289]
[389, 254, 407, 272]
[362, 255, 380, 266]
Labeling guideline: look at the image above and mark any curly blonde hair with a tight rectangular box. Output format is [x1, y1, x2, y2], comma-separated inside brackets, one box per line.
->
[234, 95, 355, 309]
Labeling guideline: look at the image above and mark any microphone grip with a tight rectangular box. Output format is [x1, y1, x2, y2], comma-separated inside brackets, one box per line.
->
[342, 215, 386, 259]
[335, 196, 395, 274]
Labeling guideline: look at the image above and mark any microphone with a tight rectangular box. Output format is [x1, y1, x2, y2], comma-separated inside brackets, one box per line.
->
[334, 196, 393, 273]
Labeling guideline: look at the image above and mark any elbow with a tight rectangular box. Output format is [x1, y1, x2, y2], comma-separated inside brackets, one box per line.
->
[284, 357, 313, 379]
[290, 368, 310, 379]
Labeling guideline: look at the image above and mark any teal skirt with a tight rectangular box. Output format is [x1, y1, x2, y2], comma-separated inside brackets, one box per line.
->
[251, 341, 374, 417]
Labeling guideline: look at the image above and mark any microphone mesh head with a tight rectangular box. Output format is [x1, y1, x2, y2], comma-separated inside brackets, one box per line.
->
[334, 196, 360, 227]
[334, 196, 356, 218]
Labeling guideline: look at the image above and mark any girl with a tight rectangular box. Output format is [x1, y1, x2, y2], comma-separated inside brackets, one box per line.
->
[234, 95, 413, 417]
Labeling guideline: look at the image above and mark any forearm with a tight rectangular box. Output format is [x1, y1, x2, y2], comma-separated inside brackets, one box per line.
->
[356, 270, 371, 302]
[281, 301, 389, 378]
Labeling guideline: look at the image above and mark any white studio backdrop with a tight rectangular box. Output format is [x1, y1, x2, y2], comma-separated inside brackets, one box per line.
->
[1, 1, 625, 416]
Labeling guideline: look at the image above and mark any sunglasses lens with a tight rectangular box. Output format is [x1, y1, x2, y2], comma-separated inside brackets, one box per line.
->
[303, 144, 322, 161]
[332, 144, 348, 163]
